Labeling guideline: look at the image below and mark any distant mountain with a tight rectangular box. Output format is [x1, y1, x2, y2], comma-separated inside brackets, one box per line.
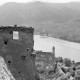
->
[0, 1, 80, 42]
[0, 1, 80, 25]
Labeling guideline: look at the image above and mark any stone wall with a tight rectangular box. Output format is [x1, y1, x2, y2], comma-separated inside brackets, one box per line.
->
[0, 25, 38, 80]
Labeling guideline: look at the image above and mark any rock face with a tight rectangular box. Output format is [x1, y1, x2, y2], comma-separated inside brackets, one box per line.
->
[0, 56, 15, 80]
[0, 25, 37, 80]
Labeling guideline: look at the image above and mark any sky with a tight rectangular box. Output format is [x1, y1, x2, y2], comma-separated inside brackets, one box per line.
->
[0, 0, 80, 6]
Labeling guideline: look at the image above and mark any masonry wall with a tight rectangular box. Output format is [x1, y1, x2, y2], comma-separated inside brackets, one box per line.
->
[0, 26, 38, 80]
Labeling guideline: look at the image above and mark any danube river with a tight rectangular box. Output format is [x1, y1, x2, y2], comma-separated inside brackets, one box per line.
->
[34, 35, 80, 62]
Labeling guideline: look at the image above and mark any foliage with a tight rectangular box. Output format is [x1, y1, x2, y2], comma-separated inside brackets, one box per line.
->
[63, 58, 72, 67]
[56, 57, 63, 63]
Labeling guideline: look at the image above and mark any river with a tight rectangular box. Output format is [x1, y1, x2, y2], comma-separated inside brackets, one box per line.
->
[34, 35, 80, 62]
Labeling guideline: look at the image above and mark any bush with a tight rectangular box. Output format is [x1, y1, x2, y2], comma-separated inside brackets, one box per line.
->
[63, 58, 72, 67]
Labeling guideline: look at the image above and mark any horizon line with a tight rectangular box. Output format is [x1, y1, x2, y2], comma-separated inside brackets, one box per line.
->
[0, 1, 80, 6]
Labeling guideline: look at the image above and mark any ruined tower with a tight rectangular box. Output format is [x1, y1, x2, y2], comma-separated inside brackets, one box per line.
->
[0, 25, 38, 80]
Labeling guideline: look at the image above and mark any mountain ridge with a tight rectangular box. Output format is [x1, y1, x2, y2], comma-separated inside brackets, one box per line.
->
[0, 1, 80, 42]
[0, 1, 80, 25]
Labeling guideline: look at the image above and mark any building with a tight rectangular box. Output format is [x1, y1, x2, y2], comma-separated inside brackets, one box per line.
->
[36, 46, 55, 61]
[0, 25, 38, 80]
[35, 47, 55, 72]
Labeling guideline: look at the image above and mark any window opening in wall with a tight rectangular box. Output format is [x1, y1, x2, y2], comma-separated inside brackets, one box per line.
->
[27, 48, 29, 51]
[18, 71, 21, 74]
[13, 31, 19, 40]
[4, 39, 8, 45]
[8, 60, 11, 64]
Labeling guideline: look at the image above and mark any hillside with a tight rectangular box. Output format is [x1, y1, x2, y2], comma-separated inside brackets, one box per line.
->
[0, 1, 80, 42]
[0, 1, 80, 24]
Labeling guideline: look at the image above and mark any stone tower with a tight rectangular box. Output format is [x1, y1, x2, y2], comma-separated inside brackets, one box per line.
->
[52, 46, 55, 58]
[0, 25, 38, 80]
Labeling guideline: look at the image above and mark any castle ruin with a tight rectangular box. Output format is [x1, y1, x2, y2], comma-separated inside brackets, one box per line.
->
[0, 25, 39, 80]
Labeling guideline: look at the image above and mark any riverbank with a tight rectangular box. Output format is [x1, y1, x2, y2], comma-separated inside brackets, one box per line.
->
[34, 35, 80, 62]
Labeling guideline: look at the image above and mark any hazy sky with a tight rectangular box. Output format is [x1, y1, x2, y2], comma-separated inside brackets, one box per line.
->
[0, 0, 80, 5]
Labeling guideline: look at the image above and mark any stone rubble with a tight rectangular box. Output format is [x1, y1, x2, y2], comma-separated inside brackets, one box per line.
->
[35, 51, 80, 80]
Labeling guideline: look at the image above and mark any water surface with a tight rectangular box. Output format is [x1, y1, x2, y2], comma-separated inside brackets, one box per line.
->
[34, 35, 80, 62]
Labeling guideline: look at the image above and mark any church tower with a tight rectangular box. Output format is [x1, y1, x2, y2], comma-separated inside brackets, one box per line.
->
[52, 46, 55, 59]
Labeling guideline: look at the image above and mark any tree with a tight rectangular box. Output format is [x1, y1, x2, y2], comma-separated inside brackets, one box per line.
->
[56, 57, 63, 63]
[63, 58, 72, 67]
